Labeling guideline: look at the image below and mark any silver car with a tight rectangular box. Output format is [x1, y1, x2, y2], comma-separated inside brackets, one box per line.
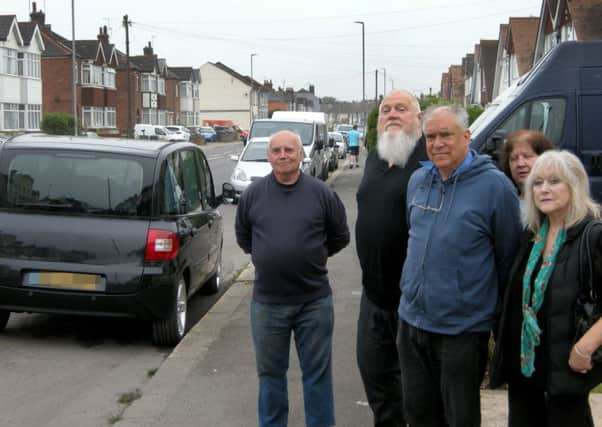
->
[229, 138, 273, 200]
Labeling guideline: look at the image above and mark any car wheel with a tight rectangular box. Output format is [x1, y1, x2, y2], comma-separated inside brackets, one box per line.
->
[203, 243, 222, 295]
[152, 276, 187, 346]
[0, 310, 10, 331]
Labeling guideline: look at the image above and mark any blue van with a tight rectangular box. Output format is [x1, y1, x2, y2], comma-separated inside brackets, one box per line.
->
[470, 40, 602, 200]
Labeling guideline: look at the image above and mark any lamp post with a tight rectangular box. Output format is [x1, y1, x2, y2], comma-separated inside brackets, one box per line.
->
[354, 21, 365, 121]
[250, 53, 258, 126]
[71, 0, 77, 136]
[382, 68, 386, 96]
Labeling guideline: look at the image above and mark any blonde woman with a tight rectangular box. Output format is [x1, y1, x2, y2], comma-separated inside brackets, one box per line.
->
[490, 150, 602, 426]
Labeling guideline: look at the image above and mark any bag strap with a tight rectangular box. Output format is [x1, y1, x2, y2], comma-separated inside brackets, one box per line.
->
[579, 220, 602, 302]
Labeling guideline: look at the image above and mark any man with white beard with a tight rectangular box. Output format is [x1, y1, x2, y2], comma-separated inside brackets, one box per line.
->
[355, 90, 425, 427]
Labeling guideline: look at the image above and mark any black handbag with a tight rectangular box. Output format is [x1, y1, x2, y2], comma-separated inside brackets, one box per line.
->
[574, 220, 602, 364]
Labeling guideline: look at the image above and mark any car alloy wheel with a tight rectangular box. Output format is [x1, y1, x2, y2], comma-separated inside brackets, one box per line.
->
[203, 243, 222, 295]
[152, 276, 187, 346]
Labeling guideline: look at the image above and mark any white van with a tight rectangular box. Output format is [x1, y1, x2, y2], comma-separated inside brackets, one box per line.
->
[251, 111, 331, 180]
[134, 124, 186, 142]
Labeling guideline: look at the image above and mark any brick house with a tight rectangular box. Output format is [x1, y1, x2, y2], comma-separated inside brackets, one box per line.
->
[169, 66, 201, 127]
[116, 42, 178, 133]
[29, 4, 119, 135]
[444, 65, 464, 104]
[534, 0, 602, 63]
[492, 24, 509, 100]
[496, 17, 539, 94]
[440, 72, 450, 99]
[473, 40, 498, 106]
[0, 14, 44, 132]
[462, 53, 474, 107]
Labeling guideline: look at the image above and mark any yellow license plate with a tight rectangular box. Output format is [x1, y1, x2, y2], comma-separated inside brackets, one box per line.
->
[23, 272, 106, 292]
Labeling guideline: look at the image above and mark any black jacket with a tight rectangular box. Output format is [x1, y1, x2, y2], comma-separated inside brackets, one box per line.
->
[490, 219, 602, 395]
[355, 138, 426, 311]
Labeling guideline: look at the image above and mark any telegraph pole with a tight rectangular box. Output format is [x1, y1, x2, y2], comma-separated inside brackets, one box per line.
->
[123, 15, 131, 138]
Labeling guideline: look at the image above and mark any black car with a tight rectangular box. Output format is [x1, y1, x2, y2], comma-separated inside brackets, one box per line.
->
[0, 135, 223, 346]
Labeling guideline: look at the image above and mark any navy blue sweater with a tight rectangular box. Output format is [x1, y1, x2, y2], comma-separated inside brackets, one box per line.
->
[235, 172, 349, 304]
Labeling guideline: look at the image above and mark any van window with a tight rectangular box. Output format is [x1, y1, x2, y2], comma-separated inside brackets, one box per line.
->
[0, 150, 152, 216]
[497, 97, 566, 144]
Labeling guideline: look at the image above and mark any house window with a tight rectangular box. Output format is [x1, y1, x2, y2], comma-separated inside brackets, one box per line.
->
[1, 48, 18, 75]
[141, 73, 158, 93]
[158, 110, 166, 125]
[104, 68, 116, 89]
[166, 111, 174, 125]
[158, 78, 165, 95]
[17, 52, 40, 78]
[82, 106, 117, 129]
[142, 108, 156, 124]
[179, 82, 192, 98]
[27, 104, 41, 129]
[82, 63, 91, 84]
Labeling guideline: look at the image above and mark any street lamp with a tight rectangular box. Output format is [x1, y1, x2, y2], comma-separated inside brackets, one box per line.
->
[250, 53, 258, 125]
[354, 21, 365, 121]
[382, 68, 386, 96]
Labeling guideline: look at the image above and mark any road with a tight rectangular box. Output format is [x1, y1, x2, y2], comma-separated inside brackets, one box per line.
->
[0, 141, 249, 427]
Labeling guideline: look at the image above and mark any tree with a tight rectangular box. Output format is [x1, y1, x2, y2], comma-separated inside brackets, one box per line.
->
[365, 106, 378, 151]
[466, 105, 484, 125]
[40, 112, 75, 135]
[419, 95, 449, 111]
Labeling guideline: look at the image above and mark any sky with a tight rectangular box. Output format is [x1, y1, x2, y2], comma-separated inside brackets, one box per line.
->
[2, 0, 542, 101]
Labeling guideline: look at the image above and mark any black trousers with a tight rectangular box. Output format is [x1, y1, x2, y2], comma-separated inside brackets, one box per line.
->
[508, 381, 594, 427]
[356, 293, 406, 427]
[397, 320, 489, 427]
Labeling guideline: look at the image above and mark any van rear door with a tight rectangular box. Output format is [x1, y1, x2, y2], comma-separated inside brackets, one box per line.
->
[578, 67, 602, 201]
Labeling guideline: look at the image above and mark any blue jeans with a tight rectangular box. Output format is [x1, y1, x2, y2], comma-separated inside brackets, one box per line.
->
[251, 295, 335, 427]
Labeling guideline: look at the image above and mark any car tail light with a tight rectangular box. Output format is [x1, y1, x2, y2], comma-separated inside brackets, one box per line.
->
[145, 229, 179, 261]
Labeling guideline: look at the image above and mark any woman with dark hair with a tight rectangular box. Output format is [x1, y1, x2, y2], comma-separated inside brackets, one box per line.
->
[490, 150, 602, 426]
[499, 130, 555, 224]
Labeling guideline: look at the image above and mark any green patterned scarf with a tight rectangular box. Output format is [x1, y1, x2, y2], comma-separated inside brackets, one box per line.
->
[520, 218, 566, 377]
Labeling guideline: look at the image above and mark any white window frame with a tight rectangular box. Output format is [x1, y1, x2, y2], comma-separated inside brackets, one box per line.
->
[1, 48, 18, 75]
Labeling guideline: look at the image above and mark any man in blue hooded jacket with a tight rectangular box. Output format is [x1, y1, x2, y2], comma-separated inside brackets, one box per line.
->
[397, 105, 521, 427]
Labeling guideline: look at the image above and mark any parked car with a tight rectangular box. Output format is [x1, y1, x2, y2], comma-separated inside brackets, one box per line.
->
[232, 125, 248, 143]
[213, 125, 238, 142]
[134, 124, 186, 142]
[0, 134, 224, 346]
[198, 126, 218, 143]
[328, 131, 346, 159]
[165, 125, 191, 141]
[229, 138, 273, 201]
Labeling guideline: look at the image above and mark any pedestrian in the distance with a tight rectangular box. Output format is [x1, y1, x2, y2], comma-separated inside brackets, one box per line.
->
[355, 89, 426, 427]
[235, 130, 350, 427]
[398, 105, 521, 427]
[346, 124, 362, 168]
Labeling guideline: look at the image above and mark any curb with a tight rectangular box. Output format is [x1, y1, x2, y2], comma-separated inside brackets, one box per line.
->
[116, 264, 254, 426]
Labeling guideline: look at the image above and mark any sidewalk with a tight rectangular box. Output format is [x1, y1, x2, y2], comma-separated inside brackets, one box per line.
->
[116, 164, 602, 427]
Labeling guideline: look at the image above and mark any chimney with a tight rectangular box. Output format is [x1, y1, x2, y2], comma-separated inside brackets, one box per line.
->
[309, 84, 315, 94]
[97, 25, 109, 44]
[143, 42, 154, 56]
[30, 2, 46, 26]
[263, 80, 273, 90]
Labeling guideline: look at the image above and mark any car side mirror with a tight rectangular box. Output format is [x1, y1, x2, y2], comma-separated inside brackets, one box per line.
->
[484, 129, 507, 162]
[221, 182, 236, 204]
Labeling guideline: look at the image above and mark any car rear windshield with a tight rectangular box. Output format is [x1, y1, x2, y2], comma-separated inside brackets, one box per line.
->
[250, 121, 314, 146]
[0, 149, 155, 217]
[241, 141, 268, 161]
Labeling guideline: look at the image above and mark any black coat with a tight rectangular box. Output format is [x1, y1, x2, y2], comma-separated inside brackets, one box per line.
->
[490, 218, 602, 395]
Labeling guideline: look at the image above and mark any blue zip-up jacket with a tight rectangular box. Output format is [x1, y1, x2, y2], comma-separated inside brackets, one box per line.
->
[398, 151, 521, 335]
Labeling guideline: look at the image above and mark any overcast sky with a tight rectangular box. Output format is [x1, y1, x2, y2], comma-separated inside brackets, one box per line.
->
[3, 0, 542, 101]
